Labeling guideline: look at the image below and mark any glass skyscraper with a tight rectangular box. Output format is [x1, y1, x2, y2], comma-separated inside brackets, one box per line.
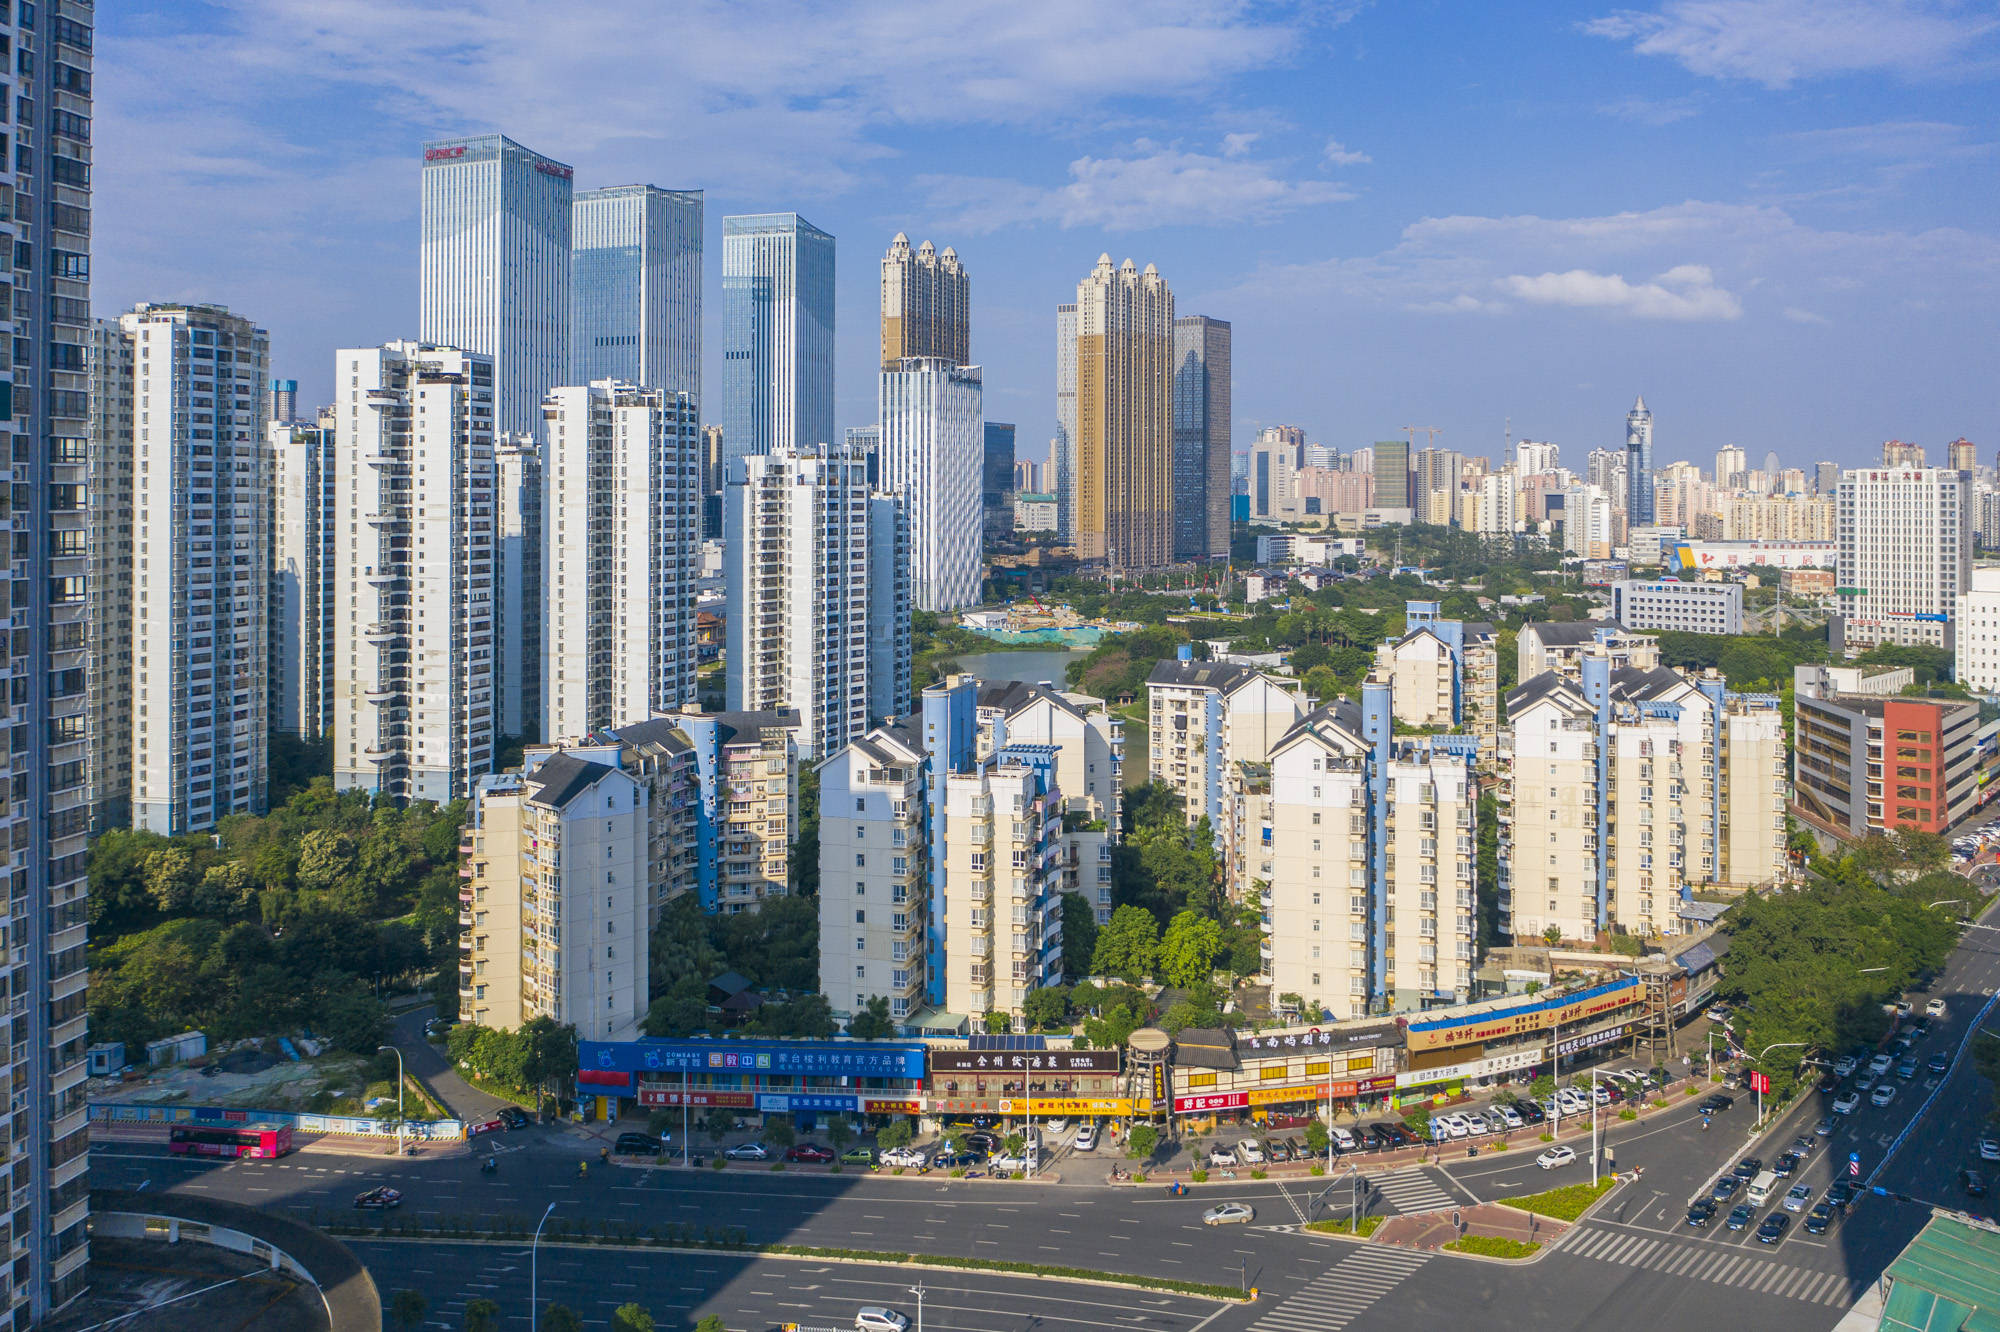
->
[1626, 394, 1654, 524]
[721, 213, 835, 473]
[419, 134, 574, 437]
[571, 185, 703, 398]
[1172, 315, 1232, 561]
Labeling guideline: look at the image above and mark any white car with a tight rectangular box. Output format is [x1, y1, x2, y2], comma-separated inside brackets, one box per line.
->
[1833, 1091, 1862, 1115]
[1979, 1138, 2000, 1162]
[1332, 1127, 1358, 1152]
[1238, 1138, 1266, 1164]
[1868, 1054, 1895, 1077]
[1044, 1119, 1070, 1138]
[1073, 1123, 1097, 1152]
[1202, 1203, 1256, 1226]
[856, 1307, 910, 1332]
[1496, 1105, 1525, 1130]
[1536, 1145, 1577, 1170]
[1442, 1115, 1470, 1139]
[1927, 998, 1948, 1018]
[990, 1152, 1034, 1174]
[1833, 1055, 1858, 1078]
[1461, 1112, 1491, 1136]
[1783, 1183, 1813, 1212]
[1208, 1146, 1238, 1167]
[1870, 1084, 1898, 1108]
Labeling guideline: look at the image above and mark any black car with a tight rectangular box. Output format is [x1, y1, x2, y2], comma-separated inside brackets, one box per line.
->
[1726, 1203, 1755, 1229]
[1711, 1175, 1742, 1201]
[354, 1186, 402, 1210]
[1964, 1169, 1989, 1198]
[1732, 1157, 1763, 1180]
[1773, 1152, 1799, 1178]
[932, 1150, 983, 1170]
[497, 1106, 531, 1130]
[1817, 1075, 1841, 1095]
[963, 1131, 1002, 1155]
[1804, 1201, 1837, 1234]
[1757, 1213, 1790, 1244]
[1686, 1198, 1718, 1228]
[615, 1133, 664, 1155]
[1698, 1093, 1734, 1114]
[1929, 1052, 1951, 1074]
[1517, 1101, 1547, 1125]
[1827, 1180, 1859, 1209]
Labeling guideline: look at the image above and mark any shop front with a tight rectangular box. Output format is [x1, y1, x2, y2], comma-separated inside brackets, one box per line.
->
[925, 1045, 1125, 1128]
[577, 1037, 928, 1129]
[1170, 1022, 1402, 1130]
[1393, 1043, 1545, 1108]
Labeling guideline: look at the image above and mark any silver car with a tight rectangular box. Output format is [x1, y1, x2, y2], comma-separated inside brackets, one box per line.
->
[1202, 1203, 1255, 1226]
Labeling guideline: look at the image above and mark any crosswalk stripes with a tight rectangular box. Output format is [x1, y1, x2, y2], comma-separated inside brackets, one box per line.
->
[1247, 1245, 1431, 1332]
[1369, 1168, 1457, 1214]
[1276, 1181, 1311, 1224]
[1560, 1224, 1858, 1306]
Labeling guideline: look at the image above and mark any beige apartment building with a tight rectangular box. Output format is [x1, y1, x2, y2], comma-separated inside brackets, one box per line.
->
[1073, 255, 1175, 569]
[817, 725, 930, 1024]
[1723, 493, 1835, 543]
[941, 758, 1064, 1022]
[1148, 656, 1308, 827]
[462, 749, 651, 1042]
[976, 681, 1122, 924]
[1516, 620, 1660, 684]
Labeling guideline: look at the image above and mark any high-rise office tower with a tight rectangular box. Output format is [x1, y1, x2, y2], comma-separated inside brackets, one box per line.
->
[1814, 459, 1840, 494]
[880, 234, 969, 367]
[983, 422, 1016, 547]
[1053, 303, 1078, 541]
[699, 423, 724, 539]
[419, 134, 574, 437]
[1172, 315, 1232, 561]
[1712, 445, 1746, 488]
[269, 377, 298, 424]
[1073, 255, 1174, 569]
[120, 304, 272, 835]
[1249, 427, 1301, 520]
[725, 442, 910, 759]
[1949, 438, 1978, 473]
[1413, 447, 1462, 526]
[1882, 439, 1927, 468]
[720, 213, 835, 471]
[571, 185, 702, 397]
[879, 359, 984, 611]
[87, 320, 134, 832]
[271, 415, 336, 738]
[542, 381, 700, 738]
[11, 8, 96, 1314]
[493, 434, 542, 742]
[332, 343, 497, 801]
[1625, 395, 1654, 524]
[1372, 439, 1412, 511]
[1834, 466, 1971, 654]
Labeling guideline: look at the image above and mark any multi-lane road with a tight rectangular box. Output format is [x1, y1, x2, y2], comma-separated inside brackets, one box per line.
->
[94, 898, 2000, 1330]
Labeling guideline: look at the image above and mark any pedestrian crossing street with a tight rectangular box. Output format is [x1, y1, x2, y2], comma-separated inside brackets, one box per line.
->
[1247, 1245, 1431, 1331]
[1370, 1168, 1457, 1214]
[1561, 1225, 1861, 1306]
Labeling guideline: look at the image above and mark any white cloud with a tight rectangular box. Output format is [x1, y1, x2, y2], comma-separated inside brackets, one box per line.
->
[1781, 119, 1993, 159]
[1222, 132, 1261, 158]
[1783, 306, 1832, 323]
[1323, 139, 1373, 165]
[1584, 0, 2000, 87]
[922, 148, 1355, 233]
[1497, 265, 1744, 320]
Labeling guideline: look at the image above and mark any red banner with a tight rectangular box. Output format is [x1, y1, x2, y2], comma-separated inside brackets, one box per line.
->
[635, 1089, 755, 1108]
[1749, 1071, 1772, 1094]
[863, 1098, 923, 1115]
[1173, 1091, 1249, 1114]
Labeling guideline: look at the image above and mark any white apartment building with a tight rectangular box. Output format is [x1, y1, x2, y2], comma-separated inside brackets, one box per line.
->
[817, 725, 930, 1023]
[1955, 568, 2000, 693]
[1261, 697, 1477, 1019]
[121, 303, 271, 835]
[541, 380, 699, 739]
[463, 750, 650, 1042]
[1501, 659, 1785, 943]
[1835, 466, 1971, 653]
[271, 417, 335, 738]
[725, 442, 910, 759]
[1517, 620, 1661, 683]
[494, 434, 542, 741]
[1250, 426, 1300, 521]
[1610, 579, 1743, 635]
[878, 358, 984, 612]
[1474, 469, 1518, 537]
[1561, 484, 1615, 559]
[420, 134, 574, 438]
[975, 680, 1123, 924]
[1516, 440, 1560, 476]
[1148, 654, 1308, 828]
[1370, 604, 1497, 748]
[941, 755, 1064, 1022]
[332, 342, 497, 802]
[87, 319, 135, 832]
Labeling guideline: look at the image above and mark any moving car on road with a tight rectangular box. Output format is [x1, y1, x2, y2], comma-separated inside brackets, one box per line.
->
[1963, 1169, 1988, 1198]
[1982, 1137, 2000, 1163]
[1757, 1213, 1790, 1244]
[1711, 1176, 1742, 1202]
[1930, 1052, 1952, 1074]
[354, 1186, 402, 1210]
[856, 1307, 910, 1332]
[1928, 998, 1948, 1018]
[496, 1107, 530, 1130]
[1698, 1094, 1733, 1115]
[1805, 1201, 1837, 1234]
[1773, 1153, 1798, 1177]
[1784, 1183, 1813, 1212]
[1202, 1203, 1256, 1226]
[1871, 1084, 1899, 1108]
[1726, 1203, 1755, 1230]
[1536, 1145, 1577, 1170]
[1834, 1091, 1862, 1115]
[724, 1142, 771, 1161]
[1686, 1198, 1717, 1228]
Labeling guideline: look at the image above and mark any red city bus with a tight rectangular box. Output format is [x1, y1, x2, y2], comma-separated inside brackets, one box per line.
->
[167, 1123, 294, 1159]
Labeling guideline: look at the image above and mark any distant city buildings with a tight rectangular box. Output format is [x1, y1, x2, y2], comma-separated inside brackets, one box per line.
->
[880, 233, 969, 367]
[879, 356, 983, 612]
[721, 213, 835, 472]
[1172, 315, 1232, 561]
[1833, 466, 1970, 653]
[1625, 395, 1654, 525]
[1072, 255, 1174, 569]
[1611, 578, 1744, 635]
[570, 184, 702, 399]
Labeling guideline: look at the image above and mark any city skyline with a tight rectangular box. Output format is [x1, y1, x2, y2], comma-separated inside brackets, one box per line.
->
[99, 3, 1998, 469]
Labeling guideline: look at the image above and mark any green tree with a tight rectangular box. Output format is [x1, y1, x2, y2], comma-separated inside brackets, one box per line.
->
[1092, 905, 1160, 981]
[1022, 985, 1071, 1032]
[1158, 909, 1225, 988]
[295, 829, 358, 898]
[1303, 1121, 1329, 1154]
[609, 1305, 656, 1332]
[538, 1305, 582, 1332]
[694, 1319, 729, 1332]
[763, 1117, 795, 1150]
[983, 1011, 1012, 1034]
[846, 995, 895, 1040]
[463, 1299, 501, 1332]
[876, 1118, 914, 1151]
[703, 1106, 735, 1142]
[825, 1114, 852, 1154]
[1126, 1124, 1159, 1160]
[1060, 892, 1098, 981]
[1542, 924, 1563, 947]
[390, 1289, 428, 1332]
[144, 844, 201, 913]
[319, 986, 390, 1055]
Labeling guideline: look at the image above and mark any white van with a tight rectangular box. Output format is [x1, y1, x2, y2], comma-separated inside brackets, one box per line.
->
[1746, 1169, 1780, 1206]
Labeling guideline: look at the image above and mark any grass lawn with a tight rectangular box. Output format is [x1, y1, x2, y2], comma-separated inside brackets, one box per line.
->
[1446, 1235, 1541, 1259]
[1497, 1177, 1616, 1221]
[1304, 1215, 1384, 1237]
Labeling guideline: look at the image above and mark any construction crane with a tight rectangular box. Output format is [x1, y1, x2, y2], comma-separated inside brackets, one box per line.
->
[1403, 426, 1441, 449]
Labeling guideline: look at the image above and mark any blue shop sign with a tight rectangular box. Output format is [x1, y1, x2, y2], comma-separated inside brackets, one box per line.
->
[757, 1093, 858, 1114]
[580, 1039, 925, 1080]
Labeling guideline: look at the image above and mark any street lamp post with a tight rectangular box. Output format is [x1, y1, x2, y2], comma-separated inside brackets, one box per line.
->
[1752, 1042, 1808, 1124]
[376, 1044, 405, 1155]
[530, 1201, 557, 1329]
[1590, 1068, 1602, 1186]
[908, 1281, 926, 1332]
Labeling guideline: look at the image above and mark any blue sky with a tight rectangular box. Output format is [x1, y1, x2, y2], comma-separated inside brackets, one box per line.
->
[101, 1, 1999, 471]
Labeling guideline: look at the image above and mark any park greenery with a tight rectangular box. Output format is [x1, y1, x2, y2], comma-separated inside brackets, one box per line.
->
[87, 779, 465, 1056]
[641, 894, 827, 1038]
